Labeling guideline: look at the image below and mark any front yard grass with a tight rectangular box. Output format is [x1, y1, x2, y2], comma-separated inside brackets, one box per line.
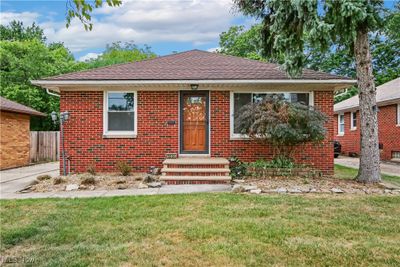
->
[1, 194, 400, 266]
[335, 164, 400, 186]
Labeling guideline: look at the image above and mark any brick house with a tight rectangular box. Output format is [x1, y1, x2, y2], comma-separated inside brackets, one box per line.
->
[0, 96, 45, 170]
[32, 50, 354, 182]
[334, 78, 400, 161]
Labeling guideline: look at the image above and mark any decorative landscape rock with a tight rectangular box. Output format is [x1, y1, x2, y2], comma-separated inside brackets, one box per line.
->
[117, 184, 128, 190]
[330, 188, 344, 193]
[250, 189, 262, 194]
[243, 185, 258, 191]
[275, 187, 287, 193]
[65, 184, 79, 191]
[138, 183, 149, 189]
[288, 188, 302, 193]
[147, 182, 162, 188]
[232, 184, 246, 193]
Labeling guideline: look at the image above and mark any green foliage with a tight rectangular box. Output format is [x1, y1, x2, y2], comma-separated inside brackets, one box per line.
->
[116, 161, 132, 176]
[66, 0, 122, 31]
[0, 22, 156, 131]
[0, 37, 85, 130]
[0, 21, 46, 42]
[233, 1, 385, 75]
[236, 95, 327, 158]
[249, 157, 295, 170]
[219, 25, 265, 60]
[228, 157, 247, 179]
[84, 41, 156, 68]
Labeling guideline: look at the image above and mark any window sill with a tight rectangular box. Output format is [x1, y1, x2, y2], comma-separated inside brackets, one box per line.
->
[337, 134, 344, 137]
[396, 124, 400, 127]
[350, 128, 357, 131]
[230, 135, 251, 140]
[103, 134, 137, 139]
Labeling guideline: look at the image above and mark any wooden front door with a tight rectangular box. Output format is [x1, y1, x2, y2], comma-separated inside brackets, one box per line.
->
[180, 91, 209, 154]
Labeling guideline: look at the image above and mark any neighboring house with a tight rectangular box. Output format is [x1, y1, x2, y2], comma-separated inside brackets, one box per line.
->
[334, 78, 400, 161]
[0, 96, 45, 170]
[32, 50, 354, 183]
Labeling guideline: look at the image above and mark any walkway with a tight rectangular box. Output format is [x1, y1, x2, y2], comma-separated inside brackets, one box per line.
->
[0, 184, 232, 200]
[335, 156, 400, 177]
[0, 162, 59, 195]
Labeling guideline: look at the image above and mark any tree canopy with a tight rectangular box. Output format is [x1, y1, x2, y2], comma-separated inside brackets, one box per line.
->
[221, 3, 399, 103]
[0, 21, 157, 130]
[84, 41, 156, 68]
[233, 0, 389, 182]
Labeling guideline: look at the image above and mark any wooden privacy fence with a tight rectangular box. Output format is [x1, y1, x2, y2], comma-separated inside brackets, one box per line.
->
[30, 131, 60, 163]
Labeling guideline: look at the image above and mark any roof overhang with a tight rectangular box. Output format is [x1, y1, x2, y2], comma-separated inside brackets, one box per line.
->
[32, 79, 356, 93]
[334, 97, 400, 114]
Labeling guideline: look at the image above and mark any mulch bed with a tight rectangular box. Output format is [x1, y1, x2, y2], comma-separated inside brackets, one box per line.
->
[31, 173, 157, 192]
[234, 176, 400, 195]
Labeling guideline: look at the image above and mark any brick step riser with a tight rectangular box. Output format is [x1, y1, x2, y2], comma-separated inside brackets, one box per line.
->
[165, 180, 230, 185]
[162, 172, 229, 176]
[166, 164, 227, 169]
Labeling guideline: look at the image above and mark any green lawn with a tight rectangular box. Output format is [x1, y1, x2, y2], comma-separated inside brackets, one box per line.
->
[335, 164, 400, 186]
[1, 194, 400, 266]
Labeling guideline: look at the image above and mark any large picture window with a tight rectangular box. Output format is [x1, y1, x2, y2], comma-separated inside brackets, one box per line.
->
[104, 91, 137, 136]
[230, 91, 313, 138]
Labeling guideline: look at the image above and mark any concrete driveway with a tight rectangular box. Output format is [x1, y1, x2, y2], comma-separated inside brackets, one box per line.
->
[0, 162, 59, 195]
[335, 156, 400, 177]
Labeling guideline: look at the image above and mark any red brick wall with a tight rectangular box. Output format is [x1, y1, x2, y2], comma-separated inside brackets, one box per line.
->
[334, 104, 400, 160]
[60, 90, 334, 175]
[210, 91, 334, 174]
[60, 91, 179, 173]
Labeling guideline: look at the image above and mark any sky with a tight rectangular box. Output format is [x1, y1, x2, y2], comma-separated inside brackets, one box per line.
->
[0, 0, 252, 61]
[1, 1, 396, 62]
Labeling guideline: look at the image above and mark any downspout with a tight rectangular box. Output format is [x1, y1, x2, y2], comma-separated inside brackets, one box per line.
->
[46, 88, 60, 97]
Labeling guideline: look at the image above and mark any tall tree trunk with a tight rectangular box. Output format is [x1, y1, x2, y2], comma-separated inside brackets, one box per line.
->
[354, 27, 381, 183]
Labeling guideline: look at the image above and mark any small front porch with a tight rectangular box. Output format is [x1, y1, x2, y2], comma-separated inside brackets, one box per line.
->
[161, 157, 231, 184]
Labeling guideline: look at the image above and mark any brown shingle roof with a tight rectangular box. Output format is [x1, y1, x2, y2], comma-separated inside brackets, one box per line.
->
[0, 96, 46, 116]
[334, 78, 400, 113]
[42, 50, 351, 81]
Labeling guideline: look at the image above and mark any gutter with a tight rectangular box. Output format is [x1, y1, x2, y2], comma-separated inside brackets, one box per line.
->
[32, 79, 357, 86]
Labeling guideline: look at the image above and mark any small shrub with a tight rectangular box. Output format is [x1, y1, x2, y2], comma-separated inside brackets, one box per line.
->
[80, 175, 96, 185]
[269, 156, 294, 169]
[229, 157, 247, 179]
[53, 177, 65, 185]
[116, 161, 132, 176]
[143, 174, 156, 183]
[86, 165, 96, 175]
[37, 174, 51, 181]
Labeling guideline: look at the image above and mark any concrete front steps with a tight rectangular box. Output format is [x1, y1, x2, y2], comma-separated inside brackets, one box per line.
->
[161, 157, 231, 184]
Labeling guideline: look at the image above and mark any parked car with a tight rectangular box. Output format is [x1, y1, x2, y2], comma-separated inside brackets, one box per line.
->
[334, 140, 341, 158]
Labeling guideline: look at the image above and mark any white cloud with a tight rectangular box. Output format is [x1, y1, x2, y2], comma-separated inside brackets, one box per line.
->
[207, 47, 220, 52]
[43, 0, 236, 52]
[78, 52, 102, 62]
[0, 11, 40, 26]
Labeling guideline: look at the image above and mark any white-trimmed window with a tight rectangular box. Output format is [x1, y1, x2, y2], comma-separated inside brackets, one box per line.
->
[397, 104, 400, 126]
[338, 114, 345, 135]
[350, 111, 357, 130]
[103, 91, 137, 137]
[230, 91, 313, 138]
